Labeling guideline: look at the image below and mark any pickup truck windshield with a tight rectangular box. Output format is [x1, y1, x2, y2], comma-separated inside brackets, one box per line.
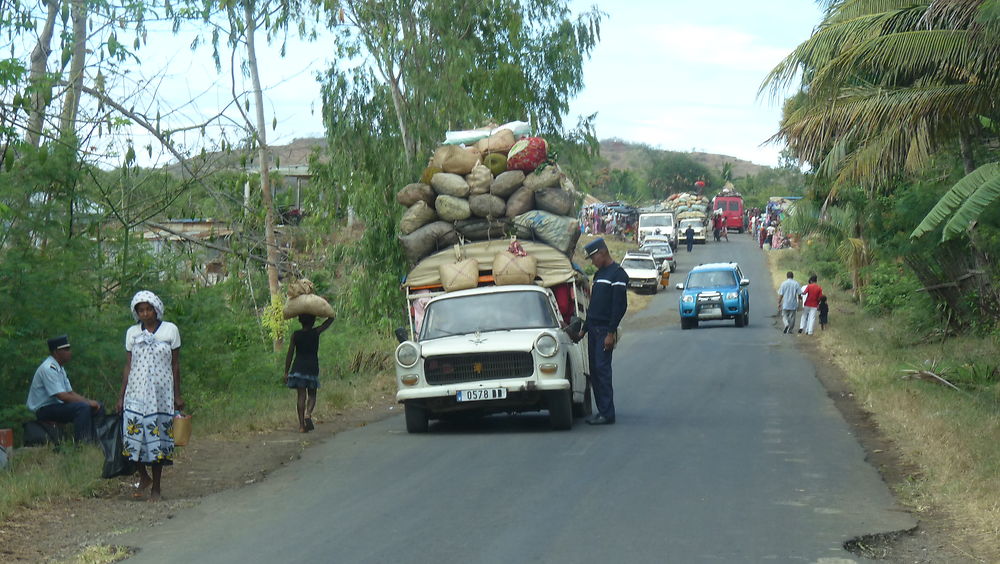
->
[686, 270, 737, 289]
[639, 215, 672, 228]
[622, 258, 656, 270]
[421, 291, 557, 340]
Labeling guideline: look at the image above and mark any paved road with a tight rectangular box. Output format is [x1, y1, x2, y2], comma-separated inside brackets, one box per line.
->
[121, 234, 914, 563]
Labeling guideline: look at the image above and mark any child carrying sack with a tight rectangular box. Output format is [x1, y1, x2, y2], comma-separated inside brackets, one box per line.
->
[493, 239, 537, 285]
[439, 245, 480, 292]
[283, 278, 335, 319]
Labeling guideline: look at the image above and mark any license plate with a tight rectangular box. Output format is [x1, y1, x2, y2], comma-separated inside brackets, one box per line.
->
[457, 388, 507, 402]
[699, 307, 721, 318]
[629, 282, 644, 288]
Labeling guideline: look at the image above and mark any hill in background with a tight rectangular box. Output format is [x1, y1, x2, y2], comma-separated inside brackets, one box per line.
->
[599, 138, 770, 178]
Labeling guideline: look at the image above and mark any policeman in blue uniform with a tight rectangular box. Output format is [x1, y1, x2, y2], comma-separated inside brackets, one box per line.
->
[26, 335, 102, 443]
[579, 238, 628, 425]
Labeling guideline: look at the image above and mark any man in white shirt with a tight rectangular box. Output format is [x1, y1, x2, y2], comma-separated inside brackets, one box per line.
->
[26, 335, 102, 443]
[776, 271, 802, 334]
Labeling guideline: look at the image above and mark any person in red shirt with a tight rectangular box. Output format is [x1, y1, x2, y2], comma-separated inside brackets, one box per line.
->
[798, 274, 824, 335]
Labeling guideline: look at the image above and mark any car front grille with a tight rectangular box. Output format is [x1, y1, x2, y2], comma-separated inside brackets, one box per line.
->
[424, 352, 534, 385]
[697, 291, 722, 308]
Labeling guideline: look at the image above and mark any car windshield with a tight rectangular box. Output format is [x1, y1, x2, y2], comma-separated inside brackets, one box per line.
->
[622, 258, 656, 270]
[680, 220, 701, 229]
[421, 291, 557, 340]
[686, 270, 737, 289]
[639, 215, 672, 228]
[641, 244, 672, 256]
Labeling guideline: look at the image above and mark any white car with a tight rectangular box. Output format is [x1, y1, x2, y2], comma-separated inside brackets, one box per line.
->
[395, 285, 591, 433]
[640, 236, 676, 272]
[621, 251, 661, 294]
[678, 218, 707, 244]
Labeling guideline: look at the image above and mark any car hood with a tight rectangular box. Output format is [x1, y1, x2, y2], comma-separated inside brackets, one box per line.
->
[418, 329, 551, 356]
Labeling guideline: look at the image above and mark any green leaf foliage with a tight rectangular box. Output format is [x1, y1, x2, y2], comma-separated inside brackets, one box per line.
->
[911, 161, 1000, 240]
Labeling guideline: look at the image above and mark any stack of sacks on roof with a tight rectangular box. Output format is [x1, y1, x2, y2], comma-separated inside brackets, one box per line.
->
[397, 127, 582, 264]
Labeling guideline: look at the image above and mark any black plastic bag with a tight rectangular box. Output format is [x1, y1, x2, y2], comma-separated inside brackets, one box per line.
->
[22, 421, 65, 446]
[95, 413, 135, 479]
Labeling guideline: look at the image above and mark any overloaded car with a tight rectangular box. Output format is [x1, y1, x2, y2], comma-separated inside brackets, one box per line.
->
[621, 251, 661, 294]
[640, 235, 676, 272]
[676, 262, 750, 329]
[678, 218, 707, 244]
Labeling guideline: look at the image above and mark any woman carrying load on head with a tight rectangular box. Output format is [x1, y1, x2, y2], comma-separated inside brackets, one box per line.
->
[116, 290, 184, 502]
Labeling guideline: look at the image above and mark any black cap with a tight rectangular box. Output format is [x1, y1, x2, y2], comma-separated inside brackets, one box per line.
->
[584, 238, 607, 258]
[47, 335, 70, 351]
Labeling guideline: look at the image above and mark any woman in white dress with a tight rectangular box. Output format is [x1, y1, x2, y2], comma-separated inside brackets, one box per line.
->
[115, 291, 184, 501]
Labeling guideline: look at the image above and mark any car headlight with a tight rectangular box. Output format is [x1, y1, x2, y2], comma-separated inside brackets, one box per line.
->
[534, 333, 559, 358]
[395, 342, 420, 368]
[682, 295, 694, 303]
[726, 292, 739, 300]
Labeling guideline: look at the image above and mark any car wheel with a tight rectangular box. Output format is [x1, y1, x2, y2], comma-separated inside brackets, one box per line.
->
[404, 401, 429, 433]
[743, 311, 750, 327]
[735, 313, 745, 327]
[548, 389, 573, 431]
[670, 264, 675, 273]
[651, 284, 658, 295]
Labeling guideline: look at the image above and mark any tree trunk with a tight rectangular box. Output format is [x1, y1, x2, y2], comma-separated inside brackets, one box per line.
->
[244, 0, 283, 343]
[59, 0, 88, 140]
[26, 0, 60, 147]
[959, 133, 976, 175]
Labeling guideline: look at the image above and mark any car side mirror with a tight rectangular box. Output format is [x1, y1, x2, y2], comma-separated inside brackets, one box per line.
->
[740, 279, 750, 287]
[394, 327, 409, 344]
[675, 283, 684, 290]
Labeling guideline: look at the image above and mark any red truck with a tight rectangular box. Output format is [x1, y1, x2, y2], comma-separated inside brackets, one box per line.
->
[713, 193, 745, 233]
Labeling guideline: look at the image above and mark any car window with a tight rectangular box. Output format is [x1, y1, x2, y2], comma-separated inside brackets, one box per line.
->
[421, 291, 557, 339]
[639, 215, 672, 228]
[686, 270, 737, 289]
[729, 201, 740, 211]
[622, 258, 656, 270]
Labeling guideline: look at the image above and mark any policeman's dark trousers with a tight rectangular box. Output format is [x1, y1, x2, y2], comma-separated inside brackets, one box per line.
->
[35, 402, 100, 443]
[587, 327, 616, 421]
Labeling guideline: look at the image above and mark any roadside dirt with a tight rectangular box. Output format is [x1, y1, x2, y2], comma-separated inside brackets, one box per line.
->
[794, 335, 986, 563]
[0, 398, 398, 563]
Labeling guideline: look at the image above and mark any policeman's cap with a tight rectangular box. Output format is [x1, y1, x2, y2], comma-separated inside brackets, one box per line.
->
[584, 238, 608, 258]
[47, 335, 71, 352]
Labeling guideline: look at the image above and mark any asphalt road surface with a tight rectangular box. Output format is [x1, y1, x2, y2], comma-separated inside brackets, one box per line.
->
[121, 233, 915, 563]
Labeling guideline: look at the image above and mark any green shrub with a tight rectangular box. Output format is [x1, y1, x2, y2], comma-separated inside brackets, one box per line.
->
[861, 262, 921, 315]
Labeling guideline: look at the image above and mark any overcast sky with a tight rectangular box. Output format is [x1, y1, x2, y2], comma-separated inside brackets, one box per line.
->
[123, 1, 823, 168]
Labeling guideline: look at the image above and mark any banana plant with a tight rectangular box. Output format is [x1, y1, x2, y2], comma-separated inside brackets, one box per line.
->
[911, 161, 1000, 241]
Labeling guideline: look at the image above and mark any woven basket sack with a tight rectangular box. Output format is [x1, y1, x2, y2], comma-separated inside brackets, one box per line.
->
[283, 294, 335, 319]
[493, 240, 537, 285]
[439, 245, 480, 292]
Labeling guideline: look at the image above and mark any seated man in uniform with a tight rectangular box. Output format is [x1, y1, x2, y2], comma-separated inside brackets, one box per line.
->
[26, 335, 102, 443]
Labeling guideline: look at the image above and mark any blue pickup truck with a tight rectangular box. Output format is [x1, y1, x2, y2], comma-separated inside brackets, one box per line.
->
[676, 262, 750, 329]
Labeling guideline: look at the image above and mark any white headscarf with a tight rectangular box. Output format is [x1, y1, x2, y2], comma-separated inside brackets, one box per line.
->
[130, 290, 164, 322]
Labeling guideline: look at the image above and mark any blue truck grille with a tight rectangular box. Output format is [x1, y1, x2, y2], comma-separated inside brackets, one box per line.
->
[424, 352, 534, 385]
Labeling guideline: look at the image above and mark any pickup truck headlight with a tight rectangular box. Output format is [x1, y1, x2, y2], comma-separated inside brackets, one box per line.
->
[726, 292, 739, 300]
[682, 294, 694, 303]
[395, 342, 420, 368]
[534, 334, 559, 358]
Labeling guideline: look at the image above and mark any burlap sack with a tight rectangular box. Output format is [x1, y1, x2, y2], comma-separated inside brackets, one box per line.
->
[400, 221, 459, 264]
[473, 129, 516, 155]
[454, 218, 511, 241]
[430, 172, 470, 197]
[466, 163, 493, 195]
[504, 186, 535, 217]
[469, 194, 506, 219]
[523, 165, 562, 191]
[493, 252, 538, 285]
[534, 187, 576, 216]
[436, 194, 472, 221]
[440, 246, 480, 292]
[397, 183, 435, 207]
[430, 145, 480, 175]
[400, 200, 438, 235]
[283, 294, 335, 319]
[287, 279, 315, 299]
[490, 170, 524, 198]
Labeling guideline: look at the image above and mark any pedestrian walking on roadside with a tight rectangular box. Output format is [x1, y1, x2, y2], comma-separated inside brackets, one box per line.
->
[776, 271, 802, 334]
[684, 224, 695, 252]
[798, 275, 824, 335]
[575, 238, 628, 425]
[116, 291, 184, 502]
[818, 296, 830, 330]
[284, 313, 334, 433]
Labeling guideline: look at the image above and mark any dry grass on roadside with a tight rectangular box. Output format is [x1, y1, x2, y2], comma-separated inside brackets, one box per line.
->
[766, 251, 1000, 561]
[0, 445, 111, 522]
